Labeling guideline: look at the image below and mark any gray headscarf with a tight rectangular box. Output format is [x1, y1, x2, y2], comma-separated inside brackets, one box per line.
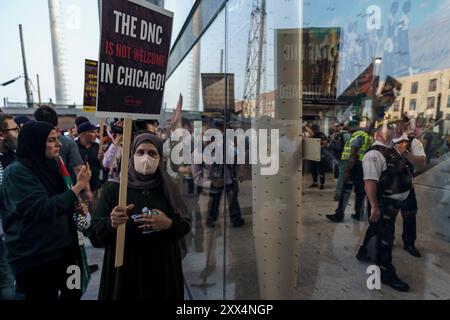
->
[112, 133, 189, 222]
[127, 133, 163, 190]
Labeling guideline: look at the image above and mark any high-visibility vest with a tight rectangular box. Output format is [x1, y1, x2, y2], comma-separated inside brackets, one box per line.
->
[341, 131, 373, 161]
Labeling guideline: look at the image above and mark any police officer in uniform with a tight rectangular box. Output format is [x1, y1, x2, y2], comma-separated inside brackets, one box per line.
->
[356, 122, 412, 292]
[326, 122, 373, 222]
[397, 120, 426, 257]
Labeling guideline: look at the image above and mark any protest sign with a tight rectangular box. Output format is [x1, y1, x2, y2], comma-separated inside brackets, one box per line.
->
[83, 59, 98, 113]
[97, 0, 173, 267]
[96, 0, 173, 120]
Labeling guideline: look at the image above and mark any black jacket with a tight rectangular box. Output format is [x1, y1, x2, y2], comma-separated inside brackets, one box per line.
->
[0, 161, 79, 275]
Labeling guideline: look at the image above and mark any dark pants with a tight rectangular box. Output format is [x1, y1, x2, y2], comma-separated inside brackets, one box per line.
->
[181, 178, 203, 252]
[335, 162, 365, 218]
[400, 189, 418, 247]
[362, 197, 401, 275]
[14, 249, 82, 300]
[0, 237, 15, 300]
[311, 160, 326, 185]
[207, 182, 243, 225]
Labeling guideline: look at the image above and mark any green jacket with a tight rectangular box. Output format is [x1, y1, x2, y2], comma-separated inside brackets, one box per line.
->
[0, 161, 79, 275]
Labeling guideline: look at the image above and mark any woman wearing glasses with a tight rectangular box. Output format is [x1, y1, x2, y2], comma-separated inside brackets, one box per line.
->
[88, 133, 190, 300]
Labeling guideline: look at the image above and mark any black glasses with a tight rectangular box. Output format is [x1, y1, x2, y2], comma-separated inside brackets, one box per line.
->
[0, 127, 20, 132]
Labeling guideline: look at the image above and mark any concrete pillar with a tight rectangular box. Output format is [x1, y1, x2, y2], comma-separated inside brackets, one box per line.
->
[48, 0, 70, 105]
[189, 7, 201, 111]
[252, 28, 303, 299]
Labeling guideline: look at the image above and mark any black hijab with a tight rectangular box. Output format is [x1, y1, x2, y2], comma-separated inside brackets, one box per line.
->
[16, 121, 67, 195]
[112, 133, 189, 220]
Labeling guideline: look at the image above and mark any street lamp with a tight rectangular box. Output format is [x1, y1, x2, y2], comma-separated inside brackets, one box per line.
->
[371, 57, 383, 122]
[1, 75, 23, 87]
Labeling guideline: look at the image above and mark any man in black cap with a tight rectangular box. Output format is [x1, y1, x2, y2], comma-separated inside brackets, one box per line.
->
[76, 122, 104, 210]
[75, 116, 90, 128]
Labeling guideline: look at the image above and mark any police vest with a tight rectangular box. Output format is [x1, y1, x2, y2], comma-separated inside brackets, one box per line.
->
[368, 145, 414, 198]
[341, 131, 372, 161]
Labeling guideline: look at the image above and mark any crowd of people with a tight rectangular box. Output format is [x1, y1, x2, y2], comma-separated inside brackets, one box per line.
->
[0, 105, 250, 300]
[0, 106, 194, 300]
[305, 116, 446, 292]
[1, 104, 448, 299]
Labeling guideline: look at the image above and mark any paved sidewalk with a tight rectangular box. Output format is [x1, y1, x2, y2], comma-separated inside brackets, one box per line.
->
[82, 176, 450, 300]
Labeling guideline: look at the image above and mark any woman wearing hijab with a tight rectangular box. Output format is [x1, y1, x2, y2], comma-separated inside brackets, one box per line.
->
[0, 121, 92, 300]
[88, 133, 190, 300]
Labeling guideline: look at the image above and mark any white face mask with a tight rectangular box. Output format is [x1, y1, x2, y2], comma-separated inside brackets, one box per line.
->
[134, 154, 159, 175]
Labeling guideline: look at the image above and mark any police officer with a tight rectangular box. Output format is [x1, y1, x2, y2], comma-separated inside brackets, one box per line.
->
[326, 121, 372, 222]
[397, 120, 426, 258]
[356, 122, 412, 292]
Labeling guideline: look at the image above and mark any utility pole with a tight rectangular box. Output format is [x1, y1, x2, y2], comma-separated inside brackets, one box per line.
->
[19, 24, 33, 108]
[220, 49, 224, 73]
[243, 0, 266, 118]
[37, 74, 42, 106]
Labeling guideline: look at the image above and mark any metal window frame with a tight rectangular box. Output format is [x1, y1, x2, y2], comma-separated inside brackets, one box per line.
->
[166, 0, 228, 79]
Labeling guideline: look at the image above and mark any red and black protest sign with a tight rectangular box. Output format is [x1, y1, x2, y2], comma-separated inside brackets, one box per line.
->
[96, 0, 173, 119]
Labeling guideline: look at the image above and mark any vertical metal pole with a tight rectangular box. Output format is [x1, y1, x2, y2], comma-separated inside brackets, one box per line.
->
[37, 74, 42, 106]
[220, 49, 224, 73]
[190, 6, 201, 111]
[19, 24, 33, 108]
[255, 0, 266, 118]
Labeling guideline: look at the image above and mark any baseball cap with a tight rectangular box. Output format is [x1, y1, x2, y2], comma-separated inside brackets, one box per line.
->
[14, 116, 33, 127]
[392, 133, 409, 144]
[75, 116, 90, 127]
[77, 122, 98, 134]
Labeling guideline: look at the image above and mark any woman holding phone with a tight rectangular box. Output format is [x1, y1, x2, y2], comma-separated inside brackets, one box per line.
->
[88, 133, 190, 300]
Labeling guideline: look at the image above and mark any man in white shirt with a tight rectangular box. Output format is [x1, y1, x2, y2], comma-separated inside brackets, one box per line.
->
[356, 121, 412, 292]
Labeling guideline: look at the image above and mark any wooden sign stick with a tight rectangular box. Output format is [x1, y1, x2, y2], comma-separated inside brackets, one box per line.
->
[114, 118, 133, 268]
[98, 118, 105, 152]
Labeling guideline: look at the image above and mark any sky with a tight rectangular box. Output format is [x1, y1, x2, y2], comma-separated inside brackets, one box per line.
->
[0, 0, 192, 106]
[1, 0, 449, 107]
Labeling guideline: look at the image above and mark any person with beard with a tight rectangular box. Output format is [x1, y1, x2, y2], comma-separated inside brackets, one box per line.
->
[0, 114, 19, 177]
[88, 133, 191, 300]
[0, 114, 19, 300]
[0, 121, 92, 300]
[76, 121, 104, 213]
